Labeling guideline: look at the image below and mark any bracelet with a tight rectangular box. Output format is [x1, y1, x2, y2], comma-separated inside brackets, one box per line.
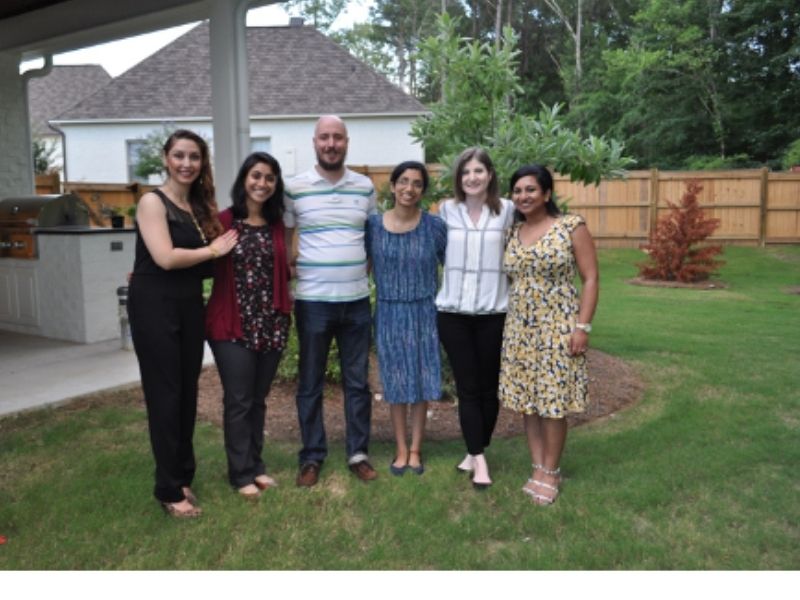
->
[208, 245, 219, 259]
[575, 322, 592, 333]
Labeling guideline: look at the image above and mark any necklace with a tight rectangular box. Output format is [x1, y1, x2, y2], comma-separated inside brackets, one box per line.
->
[161, 185, 207, 244]
[189, 210, 208, 245]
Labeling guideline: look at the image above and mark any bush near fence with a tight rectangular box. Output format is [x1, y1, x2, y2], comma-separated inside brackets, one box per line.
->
[38, 168, 800, 246]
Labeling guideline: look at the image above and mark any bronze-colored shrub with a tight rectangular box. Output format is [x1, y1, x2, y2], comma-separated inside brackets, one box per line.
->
[639, 181, 724, 282]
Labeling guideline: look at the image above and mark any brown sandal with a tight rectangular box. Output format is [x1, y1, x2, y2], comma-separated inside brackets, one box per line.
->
[160, 500, 202, 518]
[238, 484, 261, 500]
[182, 487, 198, 506]
[254, 475, 277, 491]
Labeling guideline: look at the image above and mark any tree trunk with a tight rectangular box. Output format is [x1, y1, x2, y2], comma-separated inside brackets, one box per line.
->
[494, 0, 503, 49]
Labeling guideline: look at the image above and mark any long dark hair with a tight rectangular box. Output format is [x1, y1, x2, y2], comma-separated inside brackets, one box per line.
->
[163, 129, 222, 239]
[453, 147, 501, 215]
[509, 163, 561, 220]
[230, 152, 285, 225]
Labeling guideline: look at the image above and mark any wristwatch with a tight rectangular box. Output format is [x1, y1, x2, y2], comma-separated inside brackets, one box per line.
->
[575, 322, 592, 333]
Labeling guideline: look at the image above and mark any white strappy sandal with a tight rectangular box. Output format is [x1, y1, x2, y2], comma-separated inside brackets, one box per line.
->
[522, 464, 561, 505]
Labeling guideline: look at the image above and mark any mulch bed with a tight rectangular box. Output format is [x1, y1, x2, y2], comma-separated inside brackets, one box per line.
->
[196, 348, 644, 442]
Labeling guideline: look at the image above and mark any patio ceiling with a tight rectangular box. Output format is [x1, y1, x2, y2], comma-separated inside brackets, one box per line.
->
[0, 0, 215, 60]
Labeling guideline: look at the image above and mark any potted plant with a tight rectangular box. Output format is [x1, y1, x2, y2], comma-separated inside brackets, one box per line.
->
[108, 206, 125, 229]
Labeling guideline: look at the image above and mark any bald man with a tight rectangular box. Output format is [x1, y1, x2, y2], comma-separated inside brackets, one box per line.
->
[284, 116, 378, 486]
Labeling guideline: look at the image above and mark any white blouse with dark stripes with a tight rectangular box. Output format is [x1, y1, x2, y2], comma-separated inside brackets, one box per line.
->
[435, 198, 515, 315]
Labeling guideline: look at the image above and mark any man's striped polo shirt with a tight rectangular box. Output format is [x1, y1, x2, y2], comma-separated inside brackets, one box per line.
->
[284, 167, 378, 302]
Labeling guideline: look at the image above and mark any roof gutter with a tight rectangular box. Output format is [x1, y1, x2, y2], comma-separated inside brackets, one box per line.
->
[21, 54, 55, 189]
[51, 112, 430, 127]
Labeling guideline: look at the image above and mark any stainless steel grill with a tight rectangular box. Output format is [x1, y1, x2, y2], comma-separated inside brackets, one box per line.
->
[0, 194, 90, 258]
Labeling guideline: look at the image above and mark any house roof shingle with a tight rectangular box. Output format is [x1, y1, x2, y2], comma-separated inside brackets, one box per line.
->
[56, 23, 425, 121]
[28, 64, 111, 135]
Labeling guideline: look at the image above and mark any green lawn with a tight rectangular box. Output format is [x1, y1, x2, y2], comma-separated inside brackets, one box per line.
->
[1, 246, 798, 569]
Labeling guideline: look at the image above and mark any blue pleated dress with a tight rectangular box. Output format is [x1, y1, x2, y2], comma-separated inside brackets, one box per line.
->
[366, 211, 447, 404]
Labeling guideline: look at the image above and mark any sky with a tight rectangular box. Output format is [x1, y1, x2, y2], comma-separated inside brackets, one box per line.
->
[21, 1, 373, 78]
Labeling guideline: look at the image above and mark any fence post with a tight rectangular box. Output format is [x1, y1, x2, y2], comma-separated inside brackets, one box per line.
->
[759, 167, 769, 247]
[648, 168, 660, 239]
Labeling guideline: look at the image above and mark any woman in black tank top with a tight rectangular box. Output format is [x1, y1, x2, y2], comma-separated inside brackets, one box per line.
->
[128, 129, 237, 518]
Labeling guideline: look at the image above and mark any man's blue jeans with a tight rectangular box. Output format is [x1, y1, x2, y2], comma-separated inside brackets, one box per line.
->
[294, 298, 372, 466]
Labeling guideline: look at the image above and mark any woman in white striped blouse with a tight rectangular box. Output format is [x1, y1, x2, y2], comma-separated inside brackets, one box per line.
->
[435, 147, 515, 489]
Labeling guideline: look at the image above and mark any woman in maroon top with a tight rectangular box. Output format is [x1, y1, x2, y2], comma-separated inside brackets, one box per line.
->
[205, 152, 292, 499]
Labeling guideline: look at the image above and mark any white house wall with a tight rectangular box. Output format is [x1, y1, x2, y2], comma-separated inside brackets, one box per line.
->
[58, 115, 424, 186]
[60, 121, 213, 184]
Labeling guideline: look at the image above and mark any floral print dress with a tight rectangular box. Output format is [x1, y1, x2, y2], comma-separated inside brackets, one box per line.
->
[498, 215, 588, 417]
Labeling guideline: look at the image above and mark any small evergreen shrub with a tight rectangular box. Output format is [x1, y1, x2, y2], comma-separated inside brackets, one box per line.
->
[638, 181, 724, 282]
[781, 138, 800, 171]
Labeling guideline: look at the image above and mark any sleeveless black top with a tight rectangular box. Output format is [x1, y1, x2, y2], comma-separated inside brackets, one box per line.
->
[131, 189, 212, 290]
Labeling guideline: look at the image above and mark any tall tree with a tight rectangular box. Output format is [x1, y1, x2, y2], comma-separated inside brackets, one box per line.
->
[332, 22, 395, 80]
[412, 15, 632, 188]
[569, 0, 728, 167]
[720, 0, 800, 163]
[366, 0, 452, 95]
[542, 0, 584, 94]
[283, 0, 347, 32]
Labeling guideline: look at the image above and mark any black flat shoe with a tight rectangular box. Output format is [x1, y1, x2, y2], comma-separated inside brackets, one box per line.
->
[389, 458, 408, 476]
[409, 451, 424, 475]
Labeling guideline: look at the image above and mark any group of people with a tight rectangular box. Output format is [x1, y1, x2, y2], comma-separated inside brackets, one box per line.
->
[127, 115, 598, 519]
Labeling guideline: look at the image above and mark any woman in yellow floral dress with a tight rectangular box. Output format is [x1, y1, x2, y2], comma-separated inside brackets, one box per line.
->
[498, 164, 599, 505]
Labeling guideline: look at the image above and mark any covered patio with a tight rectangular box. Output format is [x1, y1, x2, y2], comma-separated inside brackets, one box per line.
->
[0, 0, 278, 416]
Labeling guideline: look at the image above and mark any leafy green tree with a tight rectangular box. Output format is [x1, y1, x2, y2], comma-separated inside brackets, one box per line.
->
[567, 0, 800, 168]
[133, 125, 194, 181]
[32, 138, 57, 175]
[331, 22, 395, 80]
[781, 139, 800, 171]
[412, 15, 521, 163]
[369, 0, 442, 95]
[411, 14, 632, 191]
[568, 0, 727, 167]
[720, 0, 800, 165]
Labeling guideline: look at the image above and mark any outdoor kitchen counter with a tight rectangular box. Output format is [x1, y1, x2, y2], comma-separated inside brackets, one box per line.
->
[0, 228, 134, 343]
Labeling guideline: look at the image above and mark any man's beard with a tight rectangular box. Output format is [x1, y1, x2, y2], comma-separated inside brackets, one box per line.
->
[316, 151, 345, 172]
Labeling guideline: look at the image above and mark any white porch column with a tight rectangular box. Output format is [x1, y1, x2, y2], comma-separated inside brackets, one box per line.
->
[0, 51, 34, 196]
[208, 0, 251, 208]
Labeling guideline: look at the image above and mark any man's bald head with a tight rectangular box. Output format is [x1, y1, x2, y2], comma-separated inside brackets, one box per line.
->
[313, 115, 349, 174]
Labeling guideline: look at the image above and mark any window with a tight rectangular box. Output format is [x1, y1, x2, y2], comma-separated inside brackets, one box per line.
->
[250, 137, 272, 153]
[126, 140, 147, 183]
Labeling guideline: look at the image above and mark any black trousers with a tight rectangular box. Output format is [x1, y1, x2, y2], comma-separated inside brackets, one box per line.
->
[209, 340, 282, 488]
[128, 275, 204, 503]
[437, 311, 506, 455]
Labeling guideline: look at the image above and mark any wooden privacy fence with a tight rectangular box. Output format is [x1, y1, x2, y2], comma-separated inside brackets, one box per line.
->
[62, 182, 154, 228]
[34, 173, 60, 195]
[554, 168, 800, 248]
[42, 168, 800, 246]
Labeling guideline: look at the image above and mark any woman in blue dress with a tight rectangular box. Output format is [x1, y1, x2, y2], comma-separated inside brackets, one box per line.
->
[366, 161, 447, 476]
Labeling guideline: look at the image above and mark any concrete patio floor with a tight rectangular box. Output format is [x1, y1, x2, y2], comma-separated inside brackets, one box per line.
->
[0, 330, 212, 418]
